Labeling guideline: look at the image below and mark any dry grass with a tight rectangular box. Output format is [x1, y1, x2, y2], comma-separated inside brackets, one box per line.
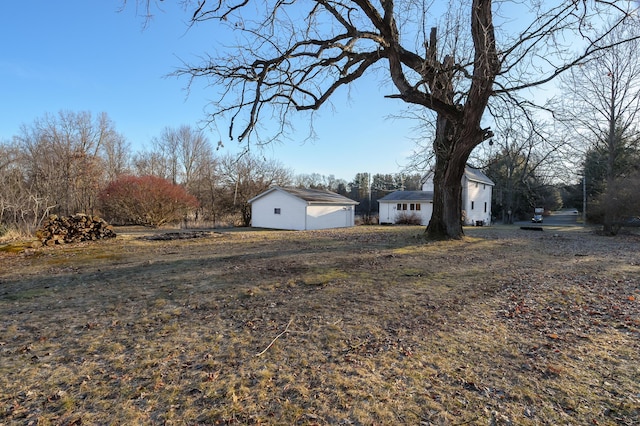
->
[1, 225, 639, 425]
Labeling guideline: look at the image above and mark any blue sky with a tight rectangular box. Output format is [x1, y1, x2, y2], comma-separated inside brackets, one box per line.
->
[0, 1, 420, 182]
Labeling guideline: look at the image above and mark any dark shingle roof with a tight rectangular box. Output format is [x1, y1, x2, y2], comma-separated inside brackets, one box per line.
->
[280, 187, 358, 204]
[249, 186, 359, 205]
[378, 190, 434, 202]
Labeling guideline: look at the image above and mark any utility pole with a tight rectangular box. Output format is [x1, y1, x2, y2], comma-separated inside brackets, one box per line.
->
[368, 172, 371, 217]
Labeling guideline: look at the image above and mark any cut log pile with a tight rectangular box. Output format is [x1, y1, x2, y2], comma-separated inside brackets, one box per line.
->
[36, 214, 117, 246]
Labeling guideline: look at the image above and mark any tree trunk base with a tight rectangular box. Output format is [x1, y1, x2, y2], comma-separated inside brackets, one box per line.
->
[425, 220, 464, 240]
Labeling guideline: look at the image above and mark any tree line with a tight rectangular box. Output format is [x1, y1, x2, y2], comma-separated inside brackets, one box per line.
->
[2, 106, 638, 235]
[0, 111, 423, 234]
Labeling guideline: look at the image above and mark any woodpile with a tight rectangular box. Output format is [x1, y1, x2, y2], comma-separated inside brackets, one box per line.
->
[36, 214, 117, 246]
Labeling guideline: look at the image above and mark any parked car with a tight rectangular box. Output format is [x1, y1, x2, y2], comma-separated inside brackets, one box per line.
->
[532, 214, 543, 223]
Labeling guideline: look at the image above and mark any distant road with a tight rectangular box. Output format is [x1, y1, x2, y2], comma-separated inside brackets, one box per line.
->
[515, 210, 580, 227]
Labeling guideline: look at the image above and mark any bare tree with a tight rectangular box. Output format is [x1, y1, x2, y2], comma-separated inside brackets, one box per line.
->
[187, 152, 220, 225]
[100, 124, 132, 182]
[0, 139, 15, 173]
[475, 106, 567, 222]
[137, 125, 213, 187]
[217, 154, 292, 226]
[150, 127, 181, 185]
[129, 0, 640, 238]
[0, 138, 57, 233]
[0, 140, 19, 229]
[594, 170, 640, 234]
[132, 150, 171, 180]
[16, 111, 119, 216]
[175, 125, 213, 189]
[553, 24, 640, 233]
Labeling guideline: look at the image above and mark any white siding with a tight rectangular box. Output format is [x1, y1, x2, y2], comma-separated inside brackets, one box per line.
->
[379, 202, 396, 224]
[306, 205, 355, 230]
[378, 201, 433, 225]
[422, 173, 434, 192]
[251, 191, 307, 230]
[251, 189, 357, 230]
[463, 179, 492, 225]
[418, 202, 434, 225]
[424, 170, 493, 226]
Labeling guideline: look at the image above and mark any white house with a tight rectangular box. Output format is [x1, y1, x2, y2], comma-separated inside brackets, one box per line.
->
[378, 166, 494, 226]
[377, 191, 434, 225]
[458, 166, 494, 226]
[248, 186, 359, 230]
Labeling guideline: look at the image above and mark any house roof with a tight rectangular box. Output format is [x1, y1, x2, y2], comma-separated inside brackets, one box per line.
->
[464, 166, 495, 186]
[249, 186, 359, 205]
[422, 165, 495, 186]
[378, 190, 434, 202]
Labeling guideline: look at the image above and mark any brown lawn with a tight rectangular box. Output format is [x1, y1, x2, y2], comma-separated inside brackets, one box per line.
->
[1, 225, 639, 425]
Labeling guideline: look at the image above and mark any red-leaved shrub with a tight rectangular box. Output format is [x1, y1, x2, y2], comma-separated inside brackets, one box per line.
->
[99, 175, 199, 227]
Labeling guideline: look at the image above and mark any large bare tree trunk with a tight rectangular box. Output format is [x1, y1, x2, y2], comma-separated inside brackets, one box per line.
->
[425, 0, 497, 239]
[427, 160, 465, 239]
[426, 114, 465, 239]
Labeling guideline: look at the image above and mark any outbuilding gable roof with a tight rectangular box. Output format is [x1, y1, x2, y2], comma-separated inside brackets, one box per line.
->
[378, 190, 434, 202]
[249, 186, 359, 205]
[464, 166, 495, 186]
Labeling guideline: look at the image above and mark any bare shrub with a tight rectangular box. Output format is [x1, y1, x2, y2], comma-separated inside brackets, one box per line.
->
[591, 172, 640, 235]
[395, 211, 422, 225]
[356, 214, 379, 226]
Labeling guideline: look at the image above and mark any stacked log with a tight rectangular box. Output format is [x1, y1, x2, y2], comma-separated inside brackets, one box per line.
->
[36, 214, 117, 246]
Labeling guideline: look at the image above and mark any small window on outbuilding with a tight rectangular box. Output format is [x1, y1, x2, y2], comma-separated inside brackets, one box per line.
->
[416, 203, 421, 211]
[410, 203, 415, 211]
[274, 208, 281, 215]
[471, 201, 475, 210]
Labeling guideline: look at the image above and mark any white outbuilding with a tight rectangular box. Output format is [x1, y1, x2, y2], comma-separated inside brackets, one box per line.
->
[248, 186, 359, 230]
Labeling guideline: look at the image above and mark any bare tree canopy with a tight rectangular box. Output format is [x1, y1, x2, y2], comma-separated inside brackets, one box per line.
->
[553, 23, 640, 233]
[16, 111, 121, 216]
[127, 0, 640, 238]
[554, 24, 640, 152]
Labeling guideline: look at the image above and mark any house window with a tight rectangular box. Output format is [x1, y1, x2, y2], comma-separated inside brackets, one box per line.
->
[475, 182, 478, 188]
[471, 201, 475, 210]
[416, 203, 421, 211]
[484, 202, 487, 213]
[397, 203, 402, 210]
[483, 184, 486, 190]
[410, 203, 415, 211]
[274, 208, 281, 214]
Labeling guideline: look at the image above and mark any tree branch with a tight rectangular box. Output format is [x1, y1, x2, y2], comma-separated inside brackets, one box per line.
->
[255, 318, 294, 356]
